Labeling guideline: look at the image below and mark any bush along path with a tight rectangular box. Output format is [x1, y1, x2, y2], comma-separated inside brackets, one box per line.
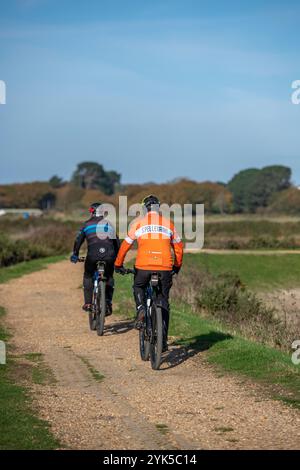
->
[0, 260, 299, 449]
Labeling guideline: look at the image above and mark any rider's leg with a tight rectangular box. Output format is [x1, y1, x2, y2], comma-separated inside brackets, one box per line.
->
[106, 281, 114, 303]
[104, 261, 115, 315]
[158, 271, 173, 348]
[133, 269, 150, 327]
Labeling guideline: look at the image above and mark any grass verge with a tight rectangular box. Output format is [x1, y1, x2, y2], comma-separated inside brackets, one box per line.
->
[0, 255, 66, 284]
[155, 423, 169, 435]
[0, 306, 60, 449]
[0, 256, 65, 449]
[23, 353, 57, 385]
[170, 302, 300, 409]
[78, 355, 105, 382]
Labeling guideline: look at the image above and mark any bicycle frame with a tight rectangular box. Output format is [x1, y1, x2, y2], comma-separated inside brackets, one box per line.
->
[93, 262, 106, 299]
[78, 257, 107, 335]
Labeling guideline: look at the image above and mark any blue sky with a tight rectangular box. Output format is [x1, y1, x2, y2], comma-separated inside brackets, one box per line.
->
[0, 0, 300, 185]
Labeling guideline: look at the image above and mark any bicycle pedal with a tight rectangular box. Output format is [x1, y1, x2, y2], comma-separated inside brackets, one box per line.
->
[82, 304, 93, 312]
[134, 320, 144, 330]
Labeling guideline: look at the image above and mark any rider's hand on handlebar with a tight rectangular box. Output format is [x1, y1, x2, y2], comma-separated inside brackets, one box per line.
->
[70, 253, 79, 264]
[115, 265, 126, 275]
[172, 265, 181, 275]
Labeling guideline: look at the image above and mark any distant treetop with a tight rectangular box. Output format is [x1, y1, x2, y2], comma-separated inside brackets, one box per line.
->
[71, 161, 121, 195]
[228, 165, 291, 213]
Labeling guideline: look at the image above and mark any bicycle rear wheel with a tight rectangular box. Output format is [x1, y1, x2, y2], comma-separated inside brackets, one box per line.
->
[150, 303, 163, 370]
[96, 280, 106, 336]
[139, 318, 150, 361]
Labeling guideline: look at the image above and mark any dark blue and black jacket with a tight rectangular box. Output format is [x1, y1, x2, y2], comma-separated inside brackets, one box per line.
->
[73, 216, 120, 261]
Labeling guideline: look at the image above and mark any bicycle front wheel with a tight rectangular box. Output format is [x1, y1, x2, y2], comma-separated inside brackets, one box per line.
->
[150, 303, 163, 370]
[96, 280, 106, 336]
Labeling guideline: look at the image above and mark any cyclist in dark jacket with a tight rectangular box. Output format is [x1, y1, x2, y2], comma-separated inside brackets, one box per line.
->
[70, 202, 120, 314]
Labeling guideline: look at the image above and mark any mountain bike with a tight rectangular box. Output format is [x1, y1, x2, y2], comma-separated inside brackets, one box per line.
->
[78, 257, 107, 336]
[122, 269, 166, 370]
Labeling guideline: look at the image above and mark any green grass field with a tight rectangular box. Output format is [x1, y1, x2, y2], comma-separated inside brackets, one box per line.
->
[114, 265, 300, 408]
[184, 252, 300, 290]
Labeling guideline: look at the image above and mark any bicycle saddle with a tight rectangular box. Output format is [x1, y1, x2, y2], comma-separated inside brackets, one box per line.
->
[150, 272, 160, 286]
[96, 261, 106, 273]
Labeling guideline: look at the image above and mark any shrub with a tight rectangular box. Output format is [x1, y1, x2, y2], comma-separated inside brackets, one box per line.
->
[247, 236, 297, 249]
[0, 182, 55, 209]
[26, 225, 75, 255]
[0, 219, 78, 267]
[0, 234, 49, 267]
[267, 187, 300, 214]
[171, 266, 289, 350]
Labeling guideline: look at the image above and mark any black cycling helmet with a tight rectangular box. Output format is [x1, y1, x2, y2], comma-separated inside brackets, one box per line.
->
[141, 194, 160, 211]
[89, 202, 101, 216]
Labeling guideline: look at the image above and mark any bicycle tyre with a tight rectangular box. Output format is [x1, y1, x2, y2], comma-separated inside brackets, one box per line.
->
[96, 280, 106, 336]
[89, 293, 97, 331]
[139, 322, 150, 361]
[89, 311, 97, 331]
[150, 303, 163, 370]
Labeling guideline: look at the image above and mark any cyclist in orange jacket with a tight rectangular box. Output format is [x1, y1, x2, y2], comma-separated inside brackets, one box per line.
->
[115, 195, 183, 351]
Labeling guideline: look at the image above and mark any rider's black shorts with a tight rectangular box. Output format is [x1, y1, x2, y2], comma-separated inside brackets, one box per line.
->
[84, 255, 115, 280]
[133, 269, 173, 310]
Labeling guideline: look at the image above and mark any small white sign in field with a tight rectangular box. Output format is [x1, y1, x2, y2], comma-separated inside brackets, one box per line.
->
[0, 340, 6, 365]
[291, 340, 300, 365]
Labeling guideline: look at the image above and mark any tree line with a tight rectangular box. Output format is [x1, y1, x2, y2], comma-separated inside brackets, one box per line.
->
[0, 161, 299, 214]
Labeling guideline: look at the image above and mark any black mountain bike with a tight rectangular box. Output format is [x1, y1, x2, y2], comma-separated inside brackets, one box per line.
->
[79, 257, 107, 336]
[123, 269, 166, 370]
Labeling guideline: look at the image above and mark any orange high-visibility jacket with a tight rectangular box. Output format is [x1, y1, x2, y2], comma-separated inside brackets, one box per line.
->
[115, 211, 184, 271]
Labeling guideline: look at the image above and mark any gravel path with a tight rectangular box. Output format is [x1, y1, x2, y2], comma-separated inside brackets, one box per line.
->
[1, 260, 299, 450]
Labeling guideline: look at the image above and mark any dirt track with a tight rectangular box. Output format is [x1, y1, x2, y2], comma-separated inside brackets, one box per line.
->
[1, 260, 300, 450]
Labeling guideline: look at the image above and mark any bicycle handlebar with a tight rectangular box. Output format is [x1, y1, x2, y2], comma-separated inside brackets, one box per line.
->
[120, 268, 177, 276]
[125, 268, 135, 274]
[77, 258, 133, 275]
[78, 258, 177, 277]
